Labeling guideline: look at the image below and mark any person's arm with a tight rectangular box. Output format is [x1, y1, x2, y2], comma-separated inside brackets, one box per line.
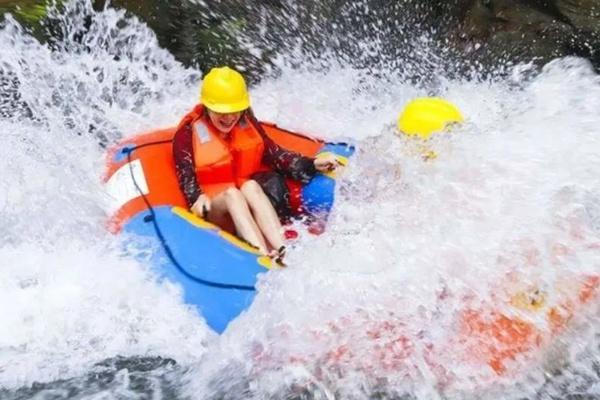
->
[246, 111, 318, 183]
[173, 121, 203, 207]
[260, 133, 318, 183]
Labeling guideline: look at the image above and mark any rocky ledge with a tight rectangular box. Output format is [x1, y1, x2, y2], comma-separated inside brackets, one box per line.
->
[448, 0, 600, 70]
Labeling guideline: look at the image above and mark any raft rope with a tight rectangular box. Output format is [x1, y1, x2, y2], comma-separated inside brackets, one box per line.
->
[123, 141, 256, 292]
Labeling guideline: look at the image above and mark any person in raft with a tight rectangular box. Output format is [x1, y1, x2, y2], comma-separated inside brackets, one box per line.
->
[173, 66, 340, 261]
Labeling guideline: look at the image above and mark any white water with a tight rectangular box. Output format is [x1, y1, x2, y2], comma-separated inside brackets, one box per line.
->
[0, 2, 211, 389]
[2, 1, 600, 399]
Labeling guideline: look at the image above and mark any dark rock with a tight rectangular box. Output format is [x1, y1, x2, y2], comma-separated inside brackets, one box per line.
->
[451, 0, 600, 71]
[0, 356, 183, 400]
[3, 0, 600, 78]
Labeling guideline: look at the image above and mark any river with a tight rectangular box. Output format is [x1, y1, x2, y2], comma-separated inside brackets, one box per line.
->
[2, 1, 600, 399]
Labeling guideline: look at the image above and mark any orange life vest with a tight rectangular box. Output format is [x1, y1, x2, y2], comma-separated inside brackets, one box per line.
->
[179, 105, 265, 195]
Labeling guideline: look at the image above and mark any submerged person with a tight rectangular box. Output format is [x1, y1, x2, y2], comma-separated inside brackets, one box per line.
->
[173, 66, 339, 260]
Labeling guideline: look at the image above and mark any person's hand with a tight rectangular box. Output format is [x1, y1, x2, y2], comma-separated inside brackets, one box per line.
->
[314, 154, 342, 172]
[191, 194, 211, 219]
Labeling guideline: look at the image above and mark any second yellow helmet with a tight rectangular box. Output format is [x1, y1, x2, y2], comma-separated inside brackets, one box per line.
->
[200, 66, 251, 113]
[398, 97, 464, 140]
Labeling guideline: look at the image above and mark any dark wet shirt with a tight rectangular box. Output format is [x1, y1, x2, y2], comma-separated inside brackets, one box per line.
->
[173, 110, 317, 207]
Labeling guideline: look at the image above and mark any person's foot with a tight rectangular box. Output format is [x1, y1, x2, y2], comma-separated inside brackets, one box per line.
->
[270, 245, 287, 267]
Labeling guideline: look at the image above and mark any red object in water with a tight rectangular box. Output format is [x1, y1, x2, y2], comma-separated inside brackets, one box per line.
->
[307, 219, 326, 235]
[284, 229, 299, 240]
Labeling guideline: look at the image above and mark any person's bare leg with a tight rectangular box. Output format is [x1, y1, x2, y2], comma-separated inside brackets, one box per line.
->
[208, 187, 269, 254]
[240, 180, 285, 251]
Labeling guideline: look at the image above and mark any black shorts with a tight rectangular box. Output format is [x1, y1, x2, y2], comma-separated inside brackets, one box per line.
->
[251, 171, 292, 220]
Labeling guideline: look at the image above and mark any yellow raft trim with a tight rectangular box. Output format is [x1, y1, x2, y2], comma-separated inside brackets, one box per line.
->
[510, 288, 547, 312]
[172, 207, 275, 269]
[257, 256, 275, 269]
[172, 207, 218, 230]
[316, 151, 349, 179]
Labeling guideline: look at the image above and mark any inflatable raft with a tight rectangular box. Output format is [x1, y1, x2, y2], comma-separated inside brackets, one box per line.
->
[104, 121, 354, 333]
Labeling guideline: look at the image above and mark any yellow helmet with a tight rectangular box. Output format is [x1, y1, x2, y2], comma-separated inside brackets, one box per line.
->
[200, 66, 250, 113]
[397, 97, 464, 140]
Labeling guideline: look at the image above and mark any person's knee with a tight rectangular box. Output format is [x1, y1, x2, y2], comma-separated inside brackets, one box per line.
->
[223, 187, 245, 205]
[241, 180, 263, 198]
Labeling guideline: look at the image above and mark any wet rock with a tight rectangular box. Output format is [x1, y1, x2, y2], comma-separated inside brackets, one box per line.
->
[555, 0, 600, 31]
[452, 0, 600, 71]
[4, 0, 600, 78]
[131, 0, 600, 76]
[0, 356, 183, 400]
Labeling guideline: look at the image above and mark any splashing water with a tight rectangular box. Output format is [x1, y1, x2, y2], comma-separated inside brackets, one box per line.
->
[0, 0, 210, 393]
[3, 1, 600, 399]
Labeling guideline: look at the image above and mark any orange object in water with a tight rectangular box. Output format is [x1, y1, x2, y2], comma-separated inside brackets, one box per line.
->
[457, 273, 600, 375]
[459, 310, 542, 374]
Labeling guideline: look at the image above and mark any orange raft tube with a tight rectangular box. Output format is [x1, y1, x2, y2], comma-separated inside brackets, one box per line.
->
[250, 237, 600, 385]
[104, 122, 355, 333]
[251, 276, 600, 387]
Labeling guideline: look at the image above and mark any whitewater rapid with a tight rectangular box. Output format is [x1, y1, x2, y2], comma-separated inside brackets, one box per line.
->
[2, 1, 600, 399]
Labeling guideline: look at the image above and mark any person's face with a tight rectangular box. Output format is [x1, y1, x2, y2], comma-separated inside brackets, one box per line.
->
[207, 110, 242, 133]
